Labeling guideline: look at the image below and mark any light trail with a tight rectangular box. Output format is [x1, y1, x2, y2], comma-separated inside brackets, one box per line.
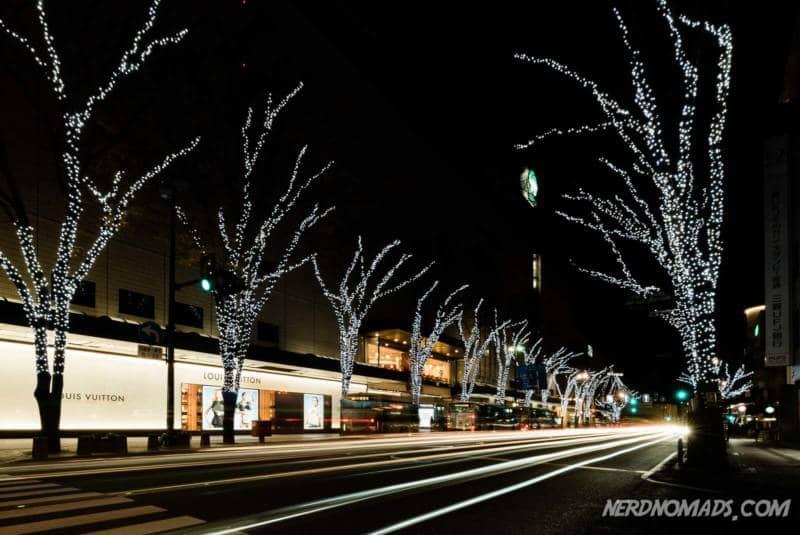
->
[116, 429, 649, 496]
[196, 428, 673, 534]
[0, 428, 647, 481]
[369, 433, 674, 534]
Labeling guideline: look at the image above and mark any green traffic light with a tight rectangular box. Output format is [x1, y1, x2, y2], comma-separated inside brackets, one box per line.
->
[629, 398, 638, 406]
[630, 407, 638, 414]
[200, 277, 213, 293]
[675, 389, 689, 401]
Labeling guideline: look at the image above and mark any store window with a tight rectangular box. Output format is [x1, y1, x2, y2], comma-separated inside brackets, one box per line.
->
[365, 337, 408, 371]
[71, 280, 96, 308]
[118, 289, 155, 318]
[175, 302, 203, 328]
[423, 357, 450, 383]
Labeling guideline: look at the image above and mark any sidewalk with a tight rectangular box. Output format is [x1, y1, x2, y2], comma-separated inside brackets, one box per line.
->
[0, 432, 350, 465]
[650, 437, 800, 496]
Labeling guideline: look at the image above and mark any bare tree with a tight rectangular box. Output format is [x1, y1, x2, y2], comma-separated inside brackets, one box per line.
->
[178, 84, 332, 443]
[521, 337, 544, 407]
[458, 300, 511, 402]
[678, 358, 753, 401]
[515, 0, 733, 390]
[408, 282, 467, 406]
[493, 314, 529, 405]
[579, 367, 613, 424]
[0, 0, 199, 450]
[313, 238, 431, 395]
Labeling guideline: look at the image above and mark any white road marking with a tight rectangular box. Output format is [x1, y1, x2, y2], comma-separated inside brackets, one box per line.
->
[2, 505, 165, 535]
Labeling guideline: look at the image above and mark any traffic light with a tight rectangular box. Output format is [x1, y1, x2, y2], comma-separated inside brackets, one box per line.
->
[198, 254, 245, 297]
[629, 397, 639, 407]
[629, 406, 638, 415]
[675, 389, 689, 402]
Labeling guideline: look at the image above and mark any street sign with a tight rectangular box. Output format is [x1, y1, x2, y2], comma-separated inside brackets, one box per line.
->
[137, 344, 163, 360]
[516, 365, 531, 390]
[138, 321, 162, 345]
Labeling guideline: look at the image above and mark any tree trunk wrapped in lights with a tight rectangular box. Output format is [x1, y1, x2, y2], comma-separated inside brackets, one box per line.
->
[0, 0, 198, 452]
[458, 300, 511, 402]
[493, 314, 529, 406]
[313, 238, 431, 396]
[521, 337, 543, 407]
[179, 84, 332, 443]
[579, 367, 613, 424]
[408, 282, 467, 406]
[515, 0, 733, 391]
[600, 375, 634, 423]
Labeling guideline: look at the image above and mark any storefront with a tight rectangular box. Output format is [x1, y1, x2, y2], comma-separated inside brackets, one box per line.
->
[0, 338, 366, 432]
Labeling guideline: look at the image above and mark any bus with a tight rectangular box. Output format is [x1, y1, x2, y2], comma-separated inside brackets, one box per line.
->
[340, 393, 420, 434]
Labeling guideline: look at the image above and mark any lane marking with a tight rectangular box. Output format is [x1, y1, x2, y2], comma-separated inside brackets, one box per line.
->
[1, 505, 165, 535]
[0, 483, 60, 493]
[83, 515, 205, 535]
[0, 491, 103, 508]
[370, 434, 674, 534]
[0, 487, 80, 500]
[640, 451, 718, 493]
[0, 495, 132, 520]
[543, 462, 645, 474]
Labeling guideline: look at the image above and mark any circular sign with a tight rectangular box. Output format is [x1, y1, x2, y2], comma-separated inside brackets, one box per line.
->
[138, 321, 163, 345]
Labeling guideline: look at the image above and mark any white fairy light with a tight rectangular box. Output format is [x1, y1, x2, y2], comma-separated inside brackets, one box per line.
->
[179, 85, 333, 398]
[493, 314, 529, 405]
[408, 282, 468, 405]
[678, 358, 752, 400]
[599, 375, 634, 423]
[515, 0, 733, 389]
[313, 238, 432, 395]
[0, 0, 197, 417]
[458, 300, 512, 402]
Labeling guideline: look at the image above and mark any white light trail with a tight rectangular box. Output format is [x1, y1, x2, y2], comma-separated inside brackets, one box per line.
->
[201, 428, 673, 534]
[370, 432, 674, 534]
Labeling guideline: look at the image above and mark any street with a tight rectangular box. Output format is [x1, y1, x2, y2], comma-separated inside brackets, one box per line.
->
[0, 426, 693, 533]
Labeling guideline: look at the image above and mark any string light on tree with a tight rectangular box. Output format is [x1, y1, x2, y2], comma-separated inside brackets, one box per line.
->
[458, 300, 512, 402]
[515, 0, 733, 390]
[177, 84, 332, 442]
[408, 282, 467, 406]
[678, 358, 752, 400]
[313, 238, 432, 396]
[493, 314, 529, 405]
[0, 0, 198, 451]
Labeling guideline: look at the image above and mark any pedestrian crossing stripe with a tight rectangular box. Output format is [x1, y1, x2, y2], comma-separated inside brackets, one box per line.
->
[0, 481, 205, 534]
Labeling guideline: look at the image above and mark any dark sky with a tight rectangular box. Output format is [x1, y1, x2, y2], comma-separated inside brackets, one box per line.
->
[1, 1, 797, 394]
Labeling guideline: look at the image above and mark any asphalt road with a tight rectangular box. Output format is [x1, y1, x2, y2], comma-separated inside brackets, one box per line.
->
[1, 425, 788, 534]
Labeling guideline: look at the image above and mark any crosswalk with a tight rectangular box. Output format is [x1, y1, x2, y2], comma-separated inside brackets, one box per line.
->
[0, 478, 205, 534]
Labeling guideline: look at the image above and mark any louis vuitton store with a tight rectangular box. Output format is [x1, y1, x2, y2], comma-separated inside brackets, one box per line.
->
[0, 331, 368, 434]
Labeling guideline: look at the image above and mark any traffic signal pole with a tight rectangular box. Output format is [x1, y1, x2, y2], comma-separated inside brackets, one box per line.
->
[167, 205, 176, 432]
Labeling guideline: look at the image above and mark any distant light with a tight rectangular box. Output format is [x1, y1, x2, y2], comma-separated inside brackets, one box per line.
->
[642, 393, 650, 403]
[199, 278, 213, 293]
[754, 324, 760, 338]
[726, 414, 736, 424]
[675, 389, 689, 401]
[737, 404, 747, 413]
[520, 167, 539, 208]
[765, 405, 775, 414]
[629, 407, 638, 414]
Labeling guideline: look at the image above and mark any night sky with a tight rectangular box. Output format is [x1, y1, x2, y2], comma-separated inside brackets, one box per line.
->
[1, 1, 797, 394]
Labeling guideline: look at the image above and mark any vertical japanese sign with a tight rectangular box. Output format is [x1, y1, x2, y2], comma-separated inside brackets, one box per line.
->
[764, 136, 792, 367]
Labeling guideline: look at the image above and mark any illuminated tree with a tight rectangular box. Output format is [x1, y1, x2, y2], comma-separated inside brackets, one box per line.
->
[0, 0, 198, 451]
[678, 358, 753, 401]
[493, 315, 529, 405]
[579, 367, 613, 423]
[314, 238, 432, 395]
[521, 337, 543, 407]
[541, 347, 582, 410]
[600, 375, 634, 423]
[408, 282, 467, 406]
[178, 84, 332, 443]
[458, 300, 511, 402]
[516, 0, 733, 390]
